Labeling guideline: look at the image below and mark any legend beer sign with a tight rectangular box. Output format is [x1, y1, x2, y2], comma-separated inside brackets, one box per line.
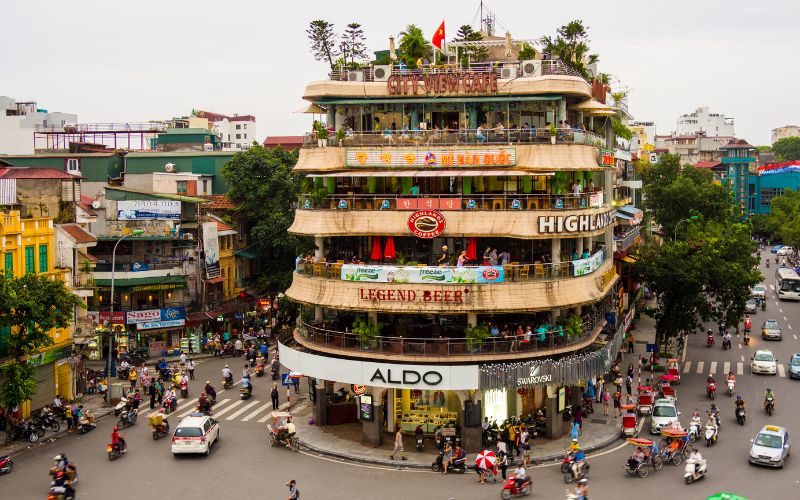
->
[538, 210, 617, 234]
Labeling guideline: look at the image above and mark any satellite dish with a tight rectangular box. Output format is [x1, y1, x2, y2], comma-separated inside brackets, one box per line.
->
[91, 200, 101, 209]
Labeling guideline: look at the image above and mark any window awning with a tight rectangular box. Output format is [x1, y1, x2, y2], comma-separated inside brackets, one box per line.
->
[235, 249, 259, 259]
[307, 170, 555, 178]
[618, 205, 642, 216]
[204, 277, 224, 284]
[615, 212, 633, 220]
[94, 275, 186, 292]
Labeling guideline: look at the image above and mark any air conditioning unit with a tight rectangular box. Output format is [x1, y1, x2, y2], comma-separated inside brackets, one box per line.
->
[373, 65, 392, 82]
[500, 66, 517, 79]
[521, 60, 542, 77]
[164, 162, 177, 173]
[347, 70, 364, 82]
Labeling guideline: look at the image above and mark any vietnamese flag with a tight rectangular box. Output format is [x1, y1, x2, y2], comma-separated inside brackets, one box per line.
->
[432, 20, 445, 50]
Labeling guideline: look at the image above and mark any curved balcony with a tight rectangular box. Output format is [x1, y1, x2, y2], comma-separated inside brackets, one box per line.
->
[285, 257, 618, 314]
[289, 204, 616, 239]
[291, 316, 607, 363]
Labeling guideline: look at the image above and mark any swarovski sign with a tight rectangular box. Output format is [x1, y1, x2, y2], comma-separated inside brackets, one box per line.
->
[538, 210, 617, 234]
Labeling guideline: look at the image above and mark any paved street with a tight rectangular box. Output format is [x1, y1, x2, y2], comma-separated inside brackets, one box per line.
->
[4, 254, 798, 499]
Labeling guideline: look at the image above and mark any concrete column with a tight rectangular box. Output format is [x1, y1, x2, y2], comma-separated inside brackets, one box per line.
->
[410, 106, 420, 129]
[545, 395, 566, 439]
[314, 307, 323, 322]
[312, 381, 329, 426]
[468, 105, 478, 129]
[467, 313, 477, 327]
[368, 311, 378, 325]
[387, 389, 395, 434]
[551, 239, 561, 264]
[559, 99, 567, 123]
[551, 309, 561, 323]
[314, 236, 324, 260]
[461, 404, 482, 453]
[584, 236, 592, 253]
[361, 395, 384, 447]
[326, 105, 336, 130]
[575, 237, 584, 256]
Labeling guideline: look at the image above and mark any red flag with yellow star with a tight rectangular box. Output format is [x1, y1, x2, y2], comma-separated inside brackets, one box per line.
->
[432, 20, 445, 50]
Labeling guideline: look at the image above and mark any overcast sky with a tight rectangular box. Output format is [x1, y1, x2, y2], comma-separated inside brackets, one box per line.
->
[3, 0, 798, 145]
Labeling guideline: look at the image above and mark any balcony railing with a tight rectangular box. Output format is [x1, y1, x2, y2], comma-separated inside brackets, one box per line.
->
[94, 262, 183, 272]
[299, 192, 607, 211]
[294, 316, 602, 358]
[328, 59, 586, 82]
[614, 226, 641, 253]
[296, 250, 605, 283]
[34, 122, 166, 132]
[303, 128, 605, 149]
[73, 271, 95, 288]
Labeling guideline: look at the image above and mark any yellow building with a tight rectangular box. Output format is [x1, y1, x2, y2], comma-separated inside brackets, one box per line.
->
[0, 210, 73, 415]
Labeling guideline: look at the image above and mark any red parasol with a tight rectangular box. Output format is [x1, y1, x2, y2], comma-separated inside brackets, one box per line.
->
[475, 450, 496, 470]
[370, 236, 382, 261]
[466, 237, 477, 261]
[384, 236, 396, 260]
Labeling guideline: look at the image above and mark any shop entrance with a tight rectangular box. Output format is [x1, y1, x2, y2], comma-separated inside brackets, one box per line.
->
[393, 388, 460, 436]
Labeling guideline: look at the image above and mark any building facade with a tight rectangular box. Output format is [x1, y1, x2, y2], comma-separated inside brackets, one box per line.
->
[720, 139, 757, 216]
[771, 125, 800, 144]
[0, 96, 77, 155]
[747, 161, 800, 215]
[280, 45, 625, 450]
[675, 106, 734, 137]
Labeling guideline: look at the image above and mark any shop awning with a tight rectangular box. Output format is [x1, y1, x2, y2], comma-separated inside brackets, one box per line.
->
[315, 95, 562, 105]
[235, 249, 259, 259]
[618, 205, 643, 217]
[615, 212, 633, 220]
[621, 255, 638, 264]
[94, 275, 186, 292]
[308, 169, 554, 178]
[204, 277, 225, 284]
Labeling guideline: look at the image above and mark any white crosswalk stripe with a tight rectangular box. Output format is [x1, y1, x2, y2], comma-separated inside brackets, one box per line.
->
[723, 362, 730, 375]
[737, 362, 744, 375]
[696, 361, 705, 374]
[257, 411, 276, 423]
[242, 402, 273, 422]
[709, 361, 717, 375]
[179, 398, 230, 418]
[226, 400, 262, 420]
[683, 361, 692, 373]
[778, 365, 786, 378]
[210, 399, 245, 418]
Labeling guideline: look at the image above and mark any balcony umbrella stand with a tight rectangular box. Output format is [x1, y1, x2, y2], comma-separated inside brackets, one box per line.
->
[384, 236, 396, 261]
[370, 236, 382, 262]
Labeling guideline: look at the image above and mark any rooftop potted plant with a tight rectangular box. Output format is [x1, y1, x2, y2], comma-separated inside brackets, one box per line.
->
[549, 123, 558, 144]
[559, 315, 584, 339]
[352, 316, 381, 349]
[313, 121, 329, 148]
[465, 324, 490, 352]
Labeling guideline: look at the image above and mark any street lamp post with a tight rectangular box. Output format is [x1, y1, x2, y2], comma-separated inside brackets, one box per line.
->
[674, 215, 700, 242]
[105, 230, 144, 403]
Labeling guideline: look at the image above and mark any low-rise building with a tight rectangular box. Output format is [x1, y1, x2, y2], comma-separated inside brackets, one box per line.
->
[747, 160, 800, 215]
[771, 125, 800, 144]
[0, 96, 77, 154]
[676, 106, 734, 137]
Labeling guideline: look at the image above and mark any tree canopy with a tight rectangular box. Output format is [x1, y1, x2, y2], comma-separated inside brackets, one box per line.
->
[540, 20, 598, 79]
[641, 154, 732, 238]
[222, 145, 312, 292]
[397, 24, 432, 68]
[773, 136, 800, 162]
[0, 273, 83, 444]
[339, 22, 368, 68]
[762, 189, 800, 246]
[307, 20, 339, 71]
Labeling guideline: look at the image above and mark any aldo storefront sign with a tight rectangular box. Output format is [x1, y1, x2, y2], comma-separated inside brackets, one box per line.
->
[369, 367, 443, 386]
[537, 209, 616, 234]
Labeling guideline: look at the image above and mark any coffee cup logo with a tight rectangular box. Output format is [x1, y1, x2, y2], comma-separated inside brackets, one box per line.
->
[407, 210, 446, 239]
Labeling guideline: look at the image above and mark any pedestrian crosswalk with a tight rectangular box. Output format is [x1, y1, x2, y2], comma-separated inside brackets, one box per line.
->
[682, 360, 788, 377]
[140, 396, 277, 423]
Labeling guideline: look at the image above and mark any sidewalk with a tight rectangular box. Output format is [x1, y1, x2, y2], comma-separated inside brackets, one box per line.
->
[84, 351, 214, 371]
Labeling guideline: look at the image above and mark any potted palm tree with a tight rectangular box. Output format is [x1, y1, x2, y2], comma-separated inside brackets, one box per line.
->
[549, 124, 558, 145]
[465, 324, 490, 353]
[352, 316, 382, 349]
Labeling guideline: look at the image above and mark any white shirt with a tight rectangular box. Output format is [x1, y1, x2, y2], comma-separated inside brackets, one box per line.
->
[188, 361, 195, 370]
[221, 368, 232, 378]
[234, 340, 243, 350]
[53, 398, 62, 408]
[180, 353, 186, 364]
[497, 441, 507, 454]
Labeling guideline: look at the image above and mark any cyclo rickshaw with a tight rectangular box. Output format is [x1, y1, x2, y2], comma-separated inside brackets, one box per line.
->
[620, 404, 638, 438]
[659, 429, 691, 465]
[666, 359, 681, 384]
[266, 411, 300, 452]
[623, 438, 663, 478]
[636, 385, 654, 416]
[658, 375, 678, 400]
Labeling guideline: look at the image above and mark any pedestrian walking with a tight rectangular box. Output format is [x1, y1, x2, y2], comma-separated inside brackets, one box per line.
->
[132, 389, 141, 410]
[179, 351, 187, 367]
[187, 359, 195, 380]
[498, 450, 508, 479]
[614, 375, 623, 394]
[286, 479, 299, 500]
[390, 425, 406, 460]
[521, 431, 531, 468]
[627, 363, 634, 379]
[625, 374, 633, 396]
[148, 378, 157, 409]
[613, 390, 622, 417]
[627, 333, 635, 353]
[292, 376, 300, 394]
[573, 405, 583, 435]
[128, 367, 137, 389]
[602, 391, 610, 416]
[271, 383, 279, 409]
[596, 375, 604, 403]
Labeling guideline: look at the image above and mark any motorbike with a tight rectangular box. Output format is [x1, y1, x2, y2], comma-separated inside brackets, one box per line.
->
[688, 423, 701, 443]
[223, 376, 233, 390]
[78, 410, 97, 434]
[152, 421, 170, 440]
[704, 425, 718, 447]
[736, 407, 746, 425]
[327, 387, 351, 404]
[706, 382, 716, 400]
[501, 477, 533, 499]
[113, 397, 129, 417]
[33, 410, 61, 433]
[254, 364, 265, 377]
[240, 385, 252, 400]
[726, 379, 735, 397]
[563, 461, 589, 484]
[765, 396, 775, 416]
[560, 451, 576, 473]
[271, 365, 280, 381]
[179, 380, 189, 399]
[415, 429, 424, 451]
[116, 365, 131, 380]
[762, 300, 766, 311]
[431, 451, 466, 473]
[766, 260, 770, 268]
[582, 396, 594, 415]
[48, 483, 76, 500]
[11, 421, 41, 443]
[162, 397, 177, 414]
[198, 400, 214, 416]
[722, 337, 731, 350]
[683, 457, 707, 484]
[0, 455, 12, 475]
[706, 334, 714, 348]
[117, 410, 137, 429]
[743, 331, 750, 345]
[219, 342, 235, 358]
[106, 441, 126, 461]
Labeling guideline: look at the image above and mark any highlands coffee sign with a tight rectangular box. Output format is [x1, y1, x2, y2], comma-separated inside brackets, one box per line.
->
[388, 72, 499, 96]
[538, 210, 617, 234]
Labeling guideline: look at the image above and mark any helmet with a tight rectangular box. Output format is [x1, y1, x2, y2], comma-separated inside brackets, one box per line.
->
[578, 478, 588, 484]
[225, 365, 229, 368]
[113, 426, 118, 431]
[206, 380, 210, 384]
[53, 454, 63, 461]
[767, 388, 772, 392]
[158, 408, 164, 414]
[710, 403, 717, 409]
[736, 395, 742, 400]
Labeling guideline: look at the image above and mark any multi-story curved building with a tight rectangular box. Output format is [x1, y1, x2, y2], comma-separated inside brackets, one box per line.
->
[280, 49, 626, 449]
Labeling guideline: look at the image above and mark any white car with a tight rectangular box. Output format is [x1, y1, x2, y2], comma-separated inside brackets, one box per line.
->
[650, 398, 680, 434]
[777, 246, 793, 256]
[749, 425, 791, 468]
[752, 283, 767, 299]
[171, 415, 219, 456]
[751, 349, 778, 375]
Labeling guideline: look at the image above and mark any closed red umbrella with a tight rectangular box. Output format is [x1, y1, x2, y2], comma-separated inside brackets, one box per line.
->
[370, 236, 382, 261]
[384, 236, 396, 259]
[466, 237, 477, 260]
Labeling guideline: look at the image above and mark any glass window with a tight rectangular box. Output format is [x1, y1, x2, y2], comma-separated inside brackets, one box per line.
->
[761, 188, 784, 207]
[235, 124, 241, 130]
[174, 426, 203, 437]
[4, 252, 12, 274]
[66, 159, 80, 172]
[176, 181, 187, 194]
[25, 246, 35, 274]
[202, 180, 208, 194]
[236, 134, 241, 139]
[38, 245, 48, 273]
[755, 433, 782, 448]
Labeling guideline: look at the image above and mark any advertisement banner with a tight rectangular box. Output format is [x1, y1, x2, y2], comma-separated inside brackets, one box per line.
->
[202, 221, 221, 279]
[138, 319, 186, 330]
[589, 191, 604, 208]
[131, 262, 149, 272]
[395, 198, 462, 211]
[117, 200, 181, 220]
[341, 264, 504, 284]
[87, 311, 126, 325]
[572, 250, 604, 277]
[126, 307, 185, 325]
[346, 147, 516, 168]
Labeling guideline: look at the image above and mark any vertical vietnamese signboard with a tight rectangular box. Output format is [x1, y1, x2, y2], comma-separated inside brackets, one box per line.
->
[202, 221, 221, 279]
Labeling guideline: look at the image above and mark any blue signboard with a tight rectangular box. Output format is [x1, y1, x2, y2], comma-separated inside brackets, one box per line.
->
[281, 373, 292, 387]
[160, 307, 185, 321]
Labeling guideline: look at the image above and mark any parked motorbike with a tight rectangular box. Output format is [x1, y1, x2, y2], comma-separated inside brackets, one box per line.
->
[116, 365, 131, 380]
[415, 427, 424, 451]
[327, 387, 351, 404]
[582, 396, 594, 415]
[11, 421, 41, 443]
[431, 450, 466, 473]
[33, 410, 61, 433]
[736, 407, 746, 425]
[0, 455, 13, 475]
[501, 477, 533, 499]
[219, 342, 235, 358]
[683, 457, 707, 484]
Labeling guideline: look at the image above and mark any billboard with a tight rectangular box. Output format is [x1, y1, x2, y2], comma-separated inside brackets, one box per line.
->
[202, 221, 221, 279]
[117, 200, 181, 220]
[341, 264, 504, 284]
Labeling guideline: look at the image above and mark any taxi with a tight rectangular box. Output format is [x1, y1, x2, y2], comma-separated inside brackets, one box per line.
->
[749, 425, 790, 468]
[171, 414, 219, 456]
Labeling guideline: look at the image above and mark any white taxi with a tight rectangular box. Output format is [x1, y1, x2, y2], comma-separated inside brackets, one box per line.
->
[749, 425, 790, 468]
[171, 414, 219, 456]
[751, 349, 778, 375]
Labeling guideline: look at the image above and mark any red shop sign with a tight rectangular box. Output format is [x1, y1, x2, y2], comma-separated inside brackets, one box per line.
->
[407, 210, 446, 239]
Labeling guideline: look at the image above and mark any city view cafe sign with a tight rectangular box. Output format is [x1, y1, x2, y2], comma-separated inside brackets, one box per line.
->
[388, 72, 499, 96]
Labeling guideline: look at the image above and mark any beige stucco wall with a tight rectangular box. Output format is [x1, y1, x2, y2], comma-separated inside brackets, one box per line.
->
[295, 143, 602, 173]
[289, 206, 615, 239]
[286, 259, 617, 314]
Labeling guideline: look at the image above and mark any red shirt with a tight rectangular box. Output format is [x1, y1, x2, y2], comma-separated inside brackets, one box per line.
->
[111, 429, 119, 444]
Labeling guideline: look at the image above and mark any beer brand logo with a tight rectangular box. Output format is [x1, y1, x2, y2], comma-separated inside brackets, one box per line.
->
[482, 267, 500, 281]
[407, 210, 446, 238]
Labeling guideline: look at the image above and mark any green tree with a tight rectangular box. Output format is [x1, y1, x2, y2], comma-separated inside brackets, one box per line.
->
[773, 136, 800, 162]
[397, 24, 432, 68]
[517, 42, 537, 61]
[0, 274, 83, 444]
[222, 145, 313, 291]
[540, 20, 598, 79]
[307, 20, 339, 71]
[454, 25, 481, 42]
[642, 154, 732, 238]
[339, 22, 368, 68]
[765, 189, 800, 246]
